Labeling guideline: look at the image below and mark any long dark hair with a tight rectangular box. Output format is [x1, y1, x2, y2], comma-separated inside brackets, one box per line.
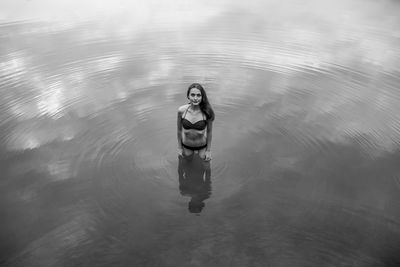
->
[187, 83, 215, 121]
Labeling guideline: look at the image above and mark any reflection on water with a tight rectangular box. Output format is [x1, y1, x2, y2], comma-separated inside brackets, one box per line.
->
[178, 155, 211, 214]
[1, 0, 400, 266]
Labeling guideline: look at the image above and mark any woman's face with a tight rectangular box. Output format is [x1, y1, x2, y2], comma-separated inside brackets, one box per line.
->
[188, 88, 202, 105]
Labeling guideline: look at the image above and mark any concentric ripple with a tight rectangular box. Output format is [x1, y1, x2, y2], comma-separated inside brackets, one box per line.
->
[2, 0, 400, 266]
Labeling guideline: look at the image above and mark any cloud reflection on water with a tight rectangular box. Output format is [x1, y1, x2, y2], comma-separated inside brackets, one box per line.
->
[1, 1, 400, 266]
[1, 0, 400, 177]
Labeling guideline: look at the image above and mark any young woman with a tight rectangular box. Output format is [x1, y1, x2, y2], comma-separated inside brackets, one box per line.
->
[177, 83, 215, 161]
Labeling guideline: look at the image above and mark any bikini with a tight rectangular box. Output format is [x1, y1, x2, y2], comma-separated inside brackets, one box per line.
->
[181, 106, 208, 150]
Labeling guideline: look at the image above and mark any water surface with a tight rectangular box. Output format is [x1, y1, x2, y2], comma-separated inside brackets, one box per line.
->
[1, 0, 400, 266]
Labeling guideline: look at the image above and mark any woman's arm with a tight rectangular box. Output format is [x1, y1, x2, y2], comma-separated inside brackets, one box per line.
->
[206, 120, 213, 151]
[177, 108, 183, 150]
[204, 120, 213, 161]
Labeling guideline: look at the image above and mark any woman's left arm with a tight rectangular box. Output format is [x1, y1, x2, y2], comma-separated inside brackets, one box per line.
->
[205, 120, 213, 161]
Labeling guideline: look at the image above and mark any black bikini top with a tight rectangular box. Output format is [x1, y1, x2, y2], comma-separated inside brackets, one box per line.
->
[181, 106, 207, 131]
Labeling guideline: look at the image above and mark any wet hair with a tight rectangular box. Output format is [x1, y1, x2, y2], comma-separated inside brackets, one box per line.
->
[187, 83, 215, 121]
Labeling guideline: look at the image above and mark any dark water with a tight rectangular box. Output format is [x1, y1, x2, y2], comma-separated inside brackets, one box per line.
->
[1, 0, 400, 266]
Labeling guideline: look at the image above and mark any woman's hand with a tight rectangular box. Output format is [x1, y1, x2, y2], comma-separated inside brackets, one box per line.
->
[204, 150, 212, 161]
[178, 148, 183, 157]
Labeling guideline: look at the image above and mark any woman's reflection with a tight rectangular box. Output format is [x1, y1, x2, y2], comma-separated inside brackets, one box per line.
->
[178, 155, 212, 214]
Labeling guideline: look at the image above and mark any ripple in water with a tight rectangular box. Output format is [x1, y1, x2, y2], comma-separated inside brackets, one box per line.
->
[2, 0, 400, 266]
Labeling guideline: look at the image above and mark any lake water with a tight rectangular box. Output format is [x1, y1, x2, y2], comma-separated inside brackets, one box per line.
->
[1, 0, 400, 266]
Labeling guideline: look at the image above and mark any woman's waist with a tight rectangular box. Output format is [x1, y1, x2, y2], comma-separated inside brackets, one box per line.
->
[182, 130, 207, 139]
[181, 135, 207, 146]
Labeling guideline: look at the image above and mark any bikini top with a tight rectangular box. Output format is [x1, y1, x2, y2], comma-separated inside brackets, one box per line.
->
[181, 106, 207, 131]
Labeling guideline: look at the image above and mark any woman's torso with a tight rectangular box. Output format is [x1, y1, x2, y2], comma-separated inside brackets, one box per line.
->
[181, 105, 207, 146]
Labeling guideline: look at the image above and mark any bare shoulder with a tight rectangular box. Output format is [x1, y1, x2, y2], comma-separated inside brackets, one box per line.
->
[178, 104, 189, 114]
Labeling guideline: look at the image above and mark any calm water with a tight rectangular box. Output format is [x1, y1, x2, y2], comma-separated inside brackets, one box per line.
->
[1, 0, 400, 266]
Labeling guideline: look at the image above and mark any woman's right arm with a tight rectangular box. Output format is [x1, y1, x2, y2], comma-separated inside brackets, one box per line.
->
[177, 107, 183, 152]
